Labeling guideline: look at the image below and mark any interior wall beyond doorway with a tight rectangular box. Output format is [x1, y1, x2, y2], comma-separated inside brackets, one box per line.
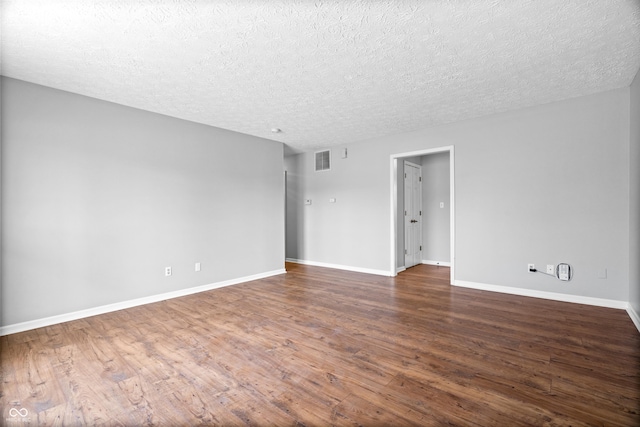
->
[422, 152, 451, 265]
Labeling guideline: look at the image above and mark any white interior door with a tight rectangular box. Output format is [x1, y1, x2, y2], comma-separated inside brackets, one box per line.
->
[404, 161, 422, 268]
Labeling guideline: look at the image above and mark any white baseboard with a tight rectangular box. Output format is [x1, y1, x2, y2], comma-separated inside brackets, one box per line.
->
[396, 267, 407, 274]
[422, 260, 451, 267]
[286, 258, 391, 277]
[0, 269, 287, 336]
[453, 280, 628, 310]
[627, 305, 640, 334]
[10, 270, 633, 336]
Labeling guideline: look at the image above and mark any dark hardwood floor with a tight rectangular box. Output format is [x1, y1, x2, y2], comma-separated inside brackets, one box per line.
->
[1, 263, 639, 426]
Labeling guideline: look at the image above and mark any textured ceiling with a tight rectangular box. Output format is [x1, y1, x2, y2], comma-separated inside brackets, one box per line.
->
[2, 1, 640, 154]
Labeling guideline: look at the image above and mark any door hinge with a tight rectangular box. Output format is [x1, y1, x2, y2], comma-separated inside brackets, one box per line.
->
[419, 176, 422, 182]
[404, 173, 407, 178]
[420, 211, 422, 215]
[405, 249, 407, 255]
[404, 210, 407, 216]
[420, 245, 422, 251]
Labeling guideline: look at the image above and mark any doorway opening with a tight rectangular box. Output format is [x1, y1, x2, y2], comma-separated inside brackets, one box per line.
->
[389, 146, 455, 284]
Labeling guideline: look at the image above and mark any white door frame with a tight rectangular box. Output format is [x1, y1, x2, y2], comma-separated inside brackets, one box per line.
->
[389, 146, 455, 284]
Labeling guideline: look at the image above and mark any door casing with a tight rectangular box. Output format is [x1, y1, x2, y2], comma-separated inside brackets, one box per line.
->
[390, 146, 455, 283]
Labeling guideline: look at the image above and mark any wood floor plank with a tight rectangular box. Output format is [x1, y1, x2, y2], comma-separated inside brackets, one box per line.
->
[331, 392, 421, 426]
[1, 263, 638, 426]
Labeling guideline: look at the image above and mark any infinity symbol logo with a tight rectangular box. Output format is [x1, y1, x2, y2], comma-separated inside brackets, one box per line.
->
[9, 408, 28, 417]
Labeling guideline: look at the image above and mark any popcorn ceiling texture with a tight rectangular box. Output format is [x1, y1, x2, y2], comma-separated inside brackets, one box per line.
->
[2, 0, 639, 152]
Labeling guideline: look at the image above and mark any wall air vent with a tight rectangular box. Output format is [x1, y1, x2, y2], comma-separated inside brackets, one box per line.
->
[315, 150, 331, 172]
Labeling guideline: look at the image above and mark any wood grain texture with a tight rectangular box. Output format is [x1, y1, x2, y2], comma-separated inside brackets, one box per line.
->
[1, 263, 639, 426]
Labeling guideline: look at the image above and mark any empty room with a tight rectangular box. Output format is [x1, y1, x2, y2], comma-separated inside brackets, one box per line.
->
[2, 1, 640, 425]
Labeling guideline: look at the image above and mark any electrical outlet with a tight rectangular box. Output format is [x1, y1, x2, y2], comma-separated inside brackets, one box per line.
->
[195, 262, 201, 272]
[165, 266, 172, 277]
[546, 265, 555, 275]
[528, 263, 535, 272]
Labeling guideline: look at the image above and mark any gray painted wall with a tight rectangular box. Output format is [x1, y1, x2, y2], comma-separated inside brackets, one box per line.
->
[630, 69, 640, 315]
[0, 79, 3, 318]
[287, 87, 631, 302]
[284, 154, 302, 260]
[421, 152, 450, 263]
[1, 77, 285, 326]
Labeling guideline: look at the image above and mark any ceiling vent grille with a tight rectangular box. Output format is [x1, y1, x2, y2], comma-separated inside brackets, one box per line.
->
[315, 150, 331, 172]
